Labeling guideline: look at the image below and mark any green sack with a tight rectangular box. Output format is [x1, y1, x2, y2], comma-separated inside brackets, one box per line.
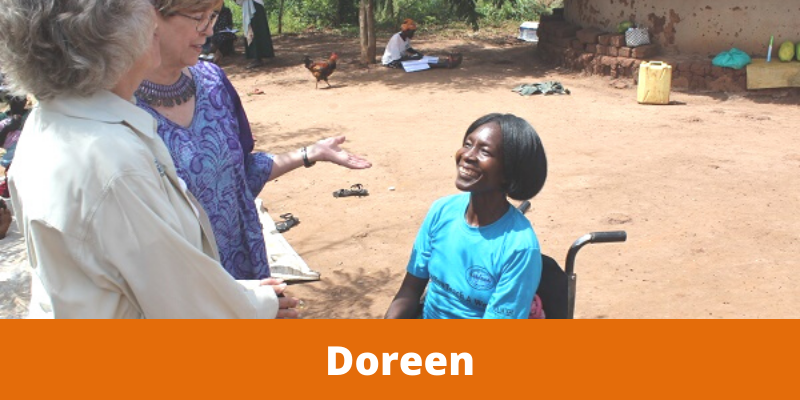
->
[712, 48, 752, 70]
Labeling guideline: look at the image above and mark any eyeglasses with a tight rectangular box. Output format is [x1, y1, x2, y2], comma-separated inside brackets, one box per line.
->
[175, 11, 219, 32]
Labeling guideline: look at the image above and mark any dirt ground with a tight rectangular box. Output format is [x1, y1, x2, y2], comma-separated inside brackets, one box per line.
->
[230, 31, 800, 319]
[3, 31, 800, 318]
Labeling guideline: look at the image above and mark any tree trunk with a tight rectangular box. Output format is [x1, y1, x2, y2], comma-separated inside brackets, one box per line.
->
[335, 0, 343, 27]
[367, 0, 376, 62]
[277, 0, 285, 34]
[359, 0, 377, 64]
[359, 1, 368, 63]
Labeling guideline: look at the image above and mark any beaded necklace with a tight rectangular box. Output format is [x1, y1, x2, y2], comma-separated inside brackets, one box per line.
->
[135, 72, 196, 108]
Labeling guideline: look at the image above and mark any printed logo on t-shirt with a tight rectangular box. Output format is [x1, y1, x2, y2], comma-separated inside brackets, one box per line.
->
[466, 266, 496, 291]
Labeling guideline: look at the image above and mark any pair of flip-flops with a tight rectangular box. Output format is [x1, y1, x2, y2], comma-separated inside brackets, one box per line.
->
[333, 184, 369, 198]
[275, 213, 299, 233]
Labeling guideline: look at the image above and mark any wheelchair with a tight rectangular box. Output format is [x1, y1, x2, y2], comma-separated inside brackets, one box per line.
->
[519, 200, 628, 319]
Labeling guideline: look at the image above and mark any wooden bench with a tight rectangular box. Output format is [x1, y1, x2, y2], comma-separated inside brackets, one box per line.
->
[747, 58, 800, 89]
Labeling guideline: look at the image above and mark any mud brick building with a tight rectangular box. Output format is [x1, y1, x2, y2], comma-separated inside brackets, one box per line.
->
[537, 1, 798, 92]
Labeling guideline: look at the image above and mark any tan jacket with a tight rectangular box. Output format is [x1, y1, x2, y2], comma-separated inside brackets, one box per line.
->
[9, 90, 278, 318]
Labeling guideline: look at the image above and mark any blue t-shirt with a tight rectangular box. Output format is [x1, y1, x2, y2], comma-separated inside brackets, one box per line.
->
[407, 193, 542, 319]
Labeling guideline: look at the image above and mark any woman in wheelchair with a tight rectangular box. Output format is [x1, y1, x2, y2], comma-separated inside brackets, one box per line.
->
[385, 113, 547, 319]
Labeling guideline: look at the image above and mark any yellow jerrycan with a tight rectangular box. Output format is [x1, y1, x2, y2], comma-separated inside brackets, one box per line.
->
[637, 61, 672, 105]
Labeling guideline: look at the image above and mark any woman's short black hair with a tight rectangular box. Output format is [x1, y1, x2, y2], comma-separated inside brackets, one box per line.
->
[464, 113, 547, 201]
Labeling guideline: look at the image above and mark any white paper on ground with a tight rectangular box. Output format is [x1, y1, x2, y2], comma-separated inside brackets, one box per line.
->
[402, 60, 430, 72]
[256, 199, 321, 282]
[421, 56, 439, 63]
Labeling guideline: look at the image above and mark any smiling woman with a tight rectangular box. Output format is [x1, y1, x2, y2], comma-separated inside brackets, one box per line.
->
[386, 113, 548, 319]
[136, 0, 371, 281]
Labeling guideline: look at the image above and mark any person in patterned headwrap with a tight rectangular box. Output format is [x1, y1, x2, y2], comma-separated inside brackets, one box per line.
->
[381, 18, 462, 70]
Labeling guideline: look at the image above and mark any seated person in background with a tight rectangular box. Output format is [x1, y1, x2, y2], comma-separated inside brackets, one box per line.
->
[200, 5, 237, 63]
[385, 113, 548, 319]
[381, 19, 462, 69]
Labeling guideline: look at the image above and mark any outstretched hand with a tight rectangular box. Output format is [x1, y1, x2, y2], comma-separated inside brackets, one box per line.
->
[312, 136, 372, 169]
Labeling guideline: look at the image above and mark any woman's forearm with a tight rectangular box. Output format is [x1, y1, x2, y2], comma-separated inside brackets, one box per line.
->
[267, 147, 307, 181]
[385, 297, 422, 319]
[385, 273, 428, 319]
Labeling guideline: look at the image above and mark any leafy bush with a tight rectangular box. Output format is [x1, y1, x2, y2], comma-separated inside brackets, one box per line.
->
[477, 0, 556, 27]
[224, 0, 563, 35]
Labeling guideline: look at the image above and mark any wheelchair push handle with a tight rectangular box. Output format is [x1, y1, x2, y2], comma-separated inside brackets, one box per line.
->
[565, 231, 627, 276]
[565, 230, 627, 319]
[589, 231, 627, 243]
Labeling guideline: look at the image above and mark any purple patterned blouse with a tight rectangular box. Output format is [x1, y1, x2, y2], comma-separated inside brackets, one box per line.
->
[136, 62, 274, 279]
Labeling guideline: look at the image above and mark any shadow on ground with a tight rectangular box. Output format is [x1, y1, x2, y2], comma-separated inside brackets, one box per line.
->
[294, 267, 402, 319]
[220, 33, 563, 94]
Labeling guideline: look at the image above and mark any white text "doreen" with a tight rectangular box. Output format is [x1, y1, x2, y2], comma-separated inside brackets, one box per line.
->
[328, 346, 473, 376]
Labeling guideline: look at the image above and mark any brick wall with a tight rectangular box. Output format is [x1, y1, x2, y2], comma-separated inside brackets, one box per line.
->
[536, 18, 747, 92]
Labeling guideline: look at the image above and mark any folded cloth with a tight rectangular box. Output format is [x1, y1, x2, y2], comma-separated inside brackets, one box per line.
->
[512, 81, 570, 96]
[256, 199, 321, 282]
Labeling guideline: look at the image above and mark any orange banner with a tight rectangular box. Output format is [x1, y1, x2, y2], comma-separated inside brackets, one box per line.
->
[3, 321, 798, 398]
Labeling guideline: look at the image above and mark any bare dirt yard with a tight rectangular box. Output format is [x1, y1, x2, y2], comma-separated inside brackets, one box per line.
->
[3, 31, 800, 318]
[240, 31, 800, 319]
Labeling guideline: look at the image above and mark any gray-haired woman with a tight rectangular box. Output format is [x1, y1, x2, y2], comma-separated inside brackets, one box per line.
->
[0, 0, 299, 318]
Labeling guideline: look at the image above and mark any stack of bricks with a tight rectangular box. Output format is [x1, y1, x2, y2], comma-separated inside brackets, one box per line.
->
[668, 61, 747, 92]
[537, 22, 660, 80]
[536, 20, 747, 92]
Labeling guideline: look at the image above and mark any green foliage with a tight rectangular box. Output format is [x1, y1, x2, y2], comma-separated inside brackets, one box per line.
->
[224, 0, 562, 34]
[476, 0, 555, 27]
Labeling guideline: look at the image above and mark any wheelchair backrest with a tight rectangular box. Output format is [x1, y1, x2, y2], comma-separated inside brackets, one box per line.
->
[537, 254, 569, 319]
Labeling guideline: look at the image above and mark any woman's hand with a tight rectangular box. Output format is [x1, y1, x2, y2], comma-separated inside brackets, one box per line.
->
[260, 277, 302, 319]
[267, 136, 371, 181]
[405, 48, 423, 59]
[310, 136, 372, 169]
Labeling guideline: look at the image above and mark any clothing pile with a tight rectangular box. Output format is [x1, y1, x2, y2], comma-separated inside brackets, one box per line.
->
[512, 81, 571, 96]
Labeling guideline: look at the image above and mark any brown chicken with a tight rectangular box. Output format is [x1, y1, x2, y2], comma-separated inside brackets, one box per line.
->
[303, 53, 338, 89]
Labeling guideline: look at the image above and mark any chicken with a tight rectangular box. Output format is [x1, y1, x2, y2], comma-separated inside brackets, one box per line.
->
[303, 53, 338, 89]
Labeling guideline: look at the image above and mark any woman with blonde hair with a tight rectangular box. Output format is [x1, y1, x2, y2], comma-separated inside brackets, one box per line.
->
[138, 0, 371, 281]
[0, 0, 298, 318]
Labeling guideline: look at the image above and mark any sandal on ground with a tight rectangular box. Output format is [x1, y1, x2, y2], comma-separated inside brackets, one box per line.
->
[333, 184, 369, 198]
[275, 213, 300, 233]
